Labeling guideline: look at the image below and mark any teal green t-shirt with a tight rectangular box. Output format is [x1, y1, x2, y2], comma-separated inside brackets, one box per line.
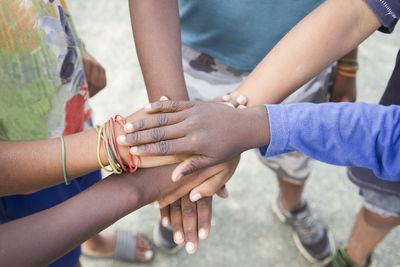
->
[179, 0, 324, 72]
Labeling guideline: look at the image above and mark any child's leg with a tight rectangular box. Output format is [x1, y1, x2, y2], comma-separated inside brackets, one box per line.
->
[258, 65, 336, 263]
[346, 189, 400, 266]
[277, 174, 305, 211]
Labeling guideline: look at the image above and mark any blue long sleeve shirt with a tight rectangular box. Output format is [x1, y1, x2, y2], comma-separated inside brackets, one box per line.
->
[260, 103, 400, 181]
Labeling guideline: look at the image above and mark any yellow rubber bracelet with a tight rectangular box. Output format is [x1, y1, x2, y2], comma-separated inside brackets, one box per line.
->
[97, 125, 113, 173]
[337, 70, 357, 78]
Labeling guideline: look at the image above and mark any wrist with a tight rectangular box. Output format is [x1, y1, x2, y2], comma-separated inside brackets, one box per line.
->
[240, 105, 270, 150]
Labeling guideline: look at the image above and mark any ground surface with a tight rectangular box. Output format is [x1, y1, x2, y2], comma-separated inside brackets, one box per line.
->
[68, 1, 400, 266]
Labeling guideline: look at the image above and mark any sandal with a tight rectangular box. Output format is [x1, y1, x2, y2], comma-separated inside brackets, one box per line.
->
[82, 230, 154, 263]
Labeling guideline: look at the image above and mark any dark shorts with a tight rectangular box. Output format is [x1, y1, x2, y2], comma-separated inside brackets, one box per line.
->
[348, 49, 400, 217]
[0, 170, 102, 267]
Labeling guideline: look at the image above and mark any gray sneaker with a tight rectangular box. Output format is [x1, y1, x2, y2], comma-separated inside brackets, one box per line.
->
[153, 221, 183, 254]
[272, 196, 335, 263]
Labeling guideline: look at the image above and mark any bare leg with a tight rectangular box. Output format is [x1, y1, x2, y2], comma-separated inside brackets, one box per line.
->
[277, 175, 305, 211]
[346, 206, 400, 267]
[81, 232, 153, 262]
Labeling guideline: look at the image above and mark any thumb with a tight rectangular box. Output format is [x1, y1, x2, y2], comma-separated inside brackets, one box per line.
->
[171, 156, 212, 182]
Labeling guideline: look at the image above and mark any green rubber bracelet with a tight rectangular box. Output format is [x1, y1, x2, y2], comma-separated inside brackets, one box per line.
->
[60, 136, 70, 185]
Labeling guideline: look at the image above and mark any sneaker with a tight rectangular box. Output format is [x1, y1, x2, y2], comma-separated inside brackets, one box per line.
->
[325, 247, 374, 267]
[272, 196, 335, 263]
[153, 221, 183, 254]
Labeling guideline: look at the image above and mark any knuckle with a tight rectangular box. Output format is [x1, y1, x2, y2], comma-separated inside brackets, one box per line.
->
[126, 132, 139, 144]
[171, 223, 182, 230]
[197, 199, 211, 209]
[157, 141, 170, 155]
[138, 143, 152, 153]
[183, 161, 198, 176]
[169, 100, 181, 111]
[157, 114, 169, 126]
[198, 219, 210, 228]
[182, 205, 196, 217]
[131, 120, 145, 131]
[170, 204, 181, 213]
[185, 229, 196, 236]
[150, 128, 165, 142]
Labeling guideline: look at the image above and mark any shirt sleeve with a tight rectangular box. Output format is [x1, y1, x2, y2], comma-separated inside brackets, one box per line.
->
[259, 102, 400, 181]
[364, 0, 400, 33]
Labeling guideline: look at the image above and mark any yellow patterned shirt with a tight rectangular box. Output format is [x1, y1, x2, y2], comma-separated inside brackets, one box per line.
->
[0, 0, 91, 141]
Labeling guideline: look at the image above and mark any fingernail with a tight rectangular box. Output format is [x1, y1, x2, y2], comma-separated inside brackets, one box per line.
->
[162, 217, 169, 227]
[174, 231, 183, 244]
[222, 94, 230, 101]
[153, 201, 160, 209]
[145, 104, 152, 110]
[236, 95, 247, 105]
[130, 146, 138, 154]
[160, 96, 169, 101]
[190, 193, 202, 202]
[145, 250, 153, 260]
[172, 173, 183, 182]
[116, 135, 126, 144]
[222, 102, 235, 108]
[124, 123, 133, 132]
[185, 242, 195, 254]
[198, 228, 207, 240]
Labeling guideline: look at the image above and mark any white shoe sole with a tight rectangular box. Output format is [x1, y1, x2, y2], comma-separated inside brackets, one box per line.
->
[272, 199, 335, 264]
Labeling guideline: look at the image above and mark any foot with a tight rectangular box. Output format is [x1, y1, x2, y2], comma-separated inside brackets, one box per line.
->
[325, 248, 374, 267]
[81, 232, 153, 262]
[272, 196, 334, 263]
[153, 221, 184, 254]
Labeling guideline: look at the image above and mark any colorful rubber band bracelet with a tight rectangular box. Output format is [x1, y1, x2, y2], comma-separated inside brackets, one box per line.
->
[97, 125, 113, 173]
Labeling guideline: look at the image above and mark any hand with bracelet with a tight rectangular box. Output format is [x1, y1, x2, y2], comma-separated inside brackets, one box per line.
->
[117, 101, 268, 189]
[0, 102, 229, 264]
[329, 48, 358, 103]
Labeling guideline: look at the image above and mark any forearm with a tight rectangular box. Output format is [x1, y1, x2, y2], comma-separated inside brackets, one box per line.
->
[0, 108, 182, 196]
[233, 0, 380, 106]
[0, 130, 102, 195]
[0, 165, 176, 267]
[262, 102, 400, 180]
[129, 0, 188, 101]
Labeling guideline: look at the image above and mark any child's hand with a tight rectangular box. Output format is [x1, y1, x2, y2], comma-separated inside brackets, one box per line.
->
[329, 72, 356, 102]
[83, 51, 107, 97]
[214, 93, 248, 109]
[159, 195, 213, 254]
[117, 101, 269, 181]
[155, 157, 238, 207]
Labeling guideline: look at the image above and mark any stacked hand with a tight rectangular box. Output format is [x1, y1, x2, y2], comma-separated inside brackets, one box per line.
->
[117, 100, 269, 181]
[117, 96, 269, 253]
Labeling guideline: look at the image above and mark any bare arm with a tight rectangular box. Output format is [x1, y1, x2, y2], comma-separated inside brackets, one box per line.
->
[0, 108, 182, 196]
[129, 0, 188, 101]
[232, 0, 381, 105]
[0, 158, 228, 267]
